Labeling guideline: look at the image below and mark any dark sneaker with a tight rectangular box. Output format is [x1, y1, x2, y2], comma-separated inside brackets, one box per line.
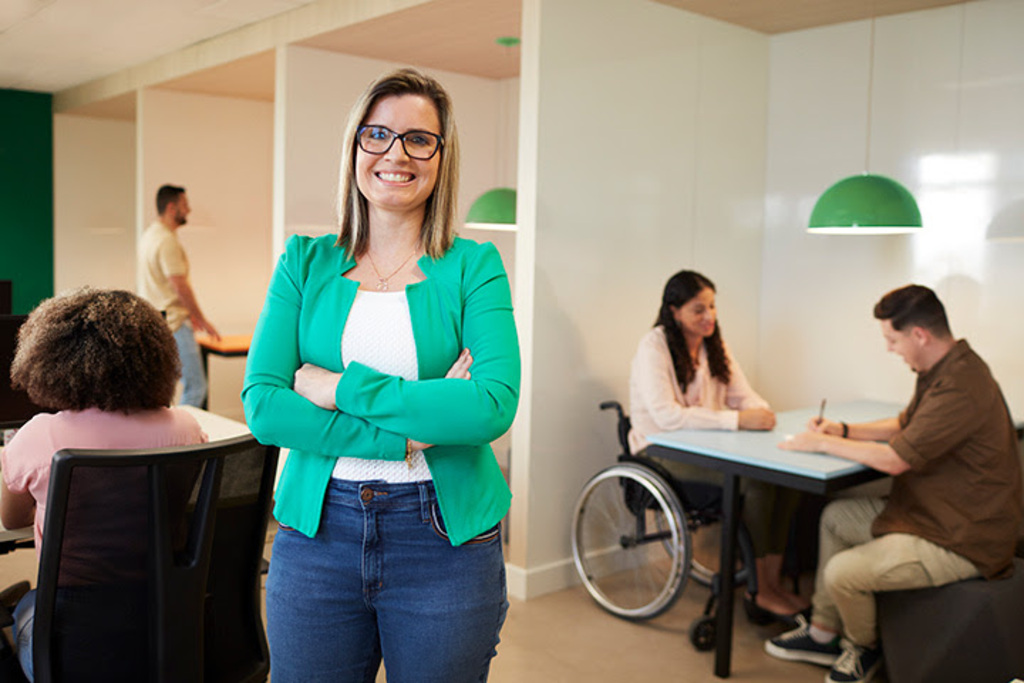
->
[827, 640, 882, 683]
[764, 620, 841, 667]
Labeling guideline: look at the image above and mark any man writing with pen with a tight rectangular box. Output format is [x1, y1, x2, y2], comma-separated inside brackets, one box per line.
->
[763, 284, 1022, 683]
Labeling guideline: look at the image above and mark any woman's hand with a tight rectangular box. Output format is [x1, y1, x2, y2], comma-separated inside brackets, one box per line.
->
[445, 348, 473, 379]
[409, 349, 475, 450]
[738, 408, 776, 431]
[293, 363, 342, 410]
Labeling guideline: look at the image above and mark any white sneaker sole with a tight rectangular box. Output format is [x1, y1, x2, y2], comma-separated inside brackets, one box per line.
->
[764, 640, 840, 667]
[826, 657, 881, 683]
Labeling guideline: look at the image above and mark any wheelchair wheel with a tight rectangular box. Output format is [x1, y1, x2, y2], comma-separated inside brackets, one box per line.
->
[571, 463, 691, 620]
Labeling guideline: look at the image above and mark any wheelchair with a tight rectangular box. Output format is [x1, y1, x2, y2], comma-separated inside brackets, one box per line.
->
[570, 401, 758, 651]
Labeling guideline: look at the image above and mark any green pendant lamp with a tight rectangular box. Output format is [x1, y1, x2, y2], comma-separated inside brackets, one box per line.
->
[465, 187, 516, 230]
[808, 17, 923, 235]
[808, 173, 922, 234]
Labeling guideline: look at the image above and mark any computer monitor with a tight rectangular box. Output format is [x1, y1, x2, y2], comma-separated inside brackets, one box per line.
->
[1, 314, 48, 429]
[0, 281, 11, 315]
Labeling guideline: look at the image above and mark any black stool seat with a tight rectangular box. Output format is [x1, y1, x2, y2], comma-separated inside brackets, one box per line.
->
[877, 557, 1024, 683]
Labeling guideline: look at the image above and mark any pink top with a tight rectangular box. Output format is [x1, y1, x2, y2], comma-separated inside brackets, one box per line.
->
[628, 326, 769, 454]
[1, 407, 207, 554]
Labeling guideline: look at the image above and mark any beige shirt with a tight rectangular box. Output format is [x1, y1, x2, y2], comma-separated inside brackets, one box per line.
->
[138, 221, 189, 331]
[628, 325, 769, 454]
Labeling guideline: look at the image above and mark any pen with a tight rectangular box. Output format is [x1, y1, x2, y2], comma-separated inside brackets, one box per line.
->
[817, 398, 827, 426]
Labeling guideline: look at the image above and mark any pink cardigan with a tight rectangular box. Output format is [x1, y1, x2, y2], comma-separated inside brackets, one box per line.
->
[628, 326, 769, 454]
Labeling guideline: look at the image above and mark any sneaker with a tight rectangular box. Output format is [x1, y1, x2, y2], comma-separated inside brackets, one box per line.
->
[764, 620, 841, 667]
[826, 639, 882, 683]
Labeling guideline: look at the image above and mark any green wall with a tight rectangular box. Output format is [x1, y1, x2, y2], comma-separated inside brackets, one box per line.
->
[0, 89, 54, 314]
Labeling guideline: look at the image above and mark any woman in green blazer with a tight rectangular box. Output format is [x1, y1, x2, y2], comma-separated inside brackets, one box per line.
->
[242, 68, 520, 682]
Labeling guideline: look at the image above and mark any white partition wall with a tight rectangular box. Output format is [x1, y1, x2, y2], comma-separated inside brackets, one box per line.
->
[759, 0, 1024, 415]
[53, 115, 136, 293]
[509, 0, 769, 598]
[138, 88, 274, 420]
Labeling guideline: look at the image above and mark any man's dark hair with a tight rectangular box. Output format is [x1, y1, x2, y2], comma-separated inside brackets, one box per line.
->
[873, 284, 951, 337]
[156, 184, 186, 215]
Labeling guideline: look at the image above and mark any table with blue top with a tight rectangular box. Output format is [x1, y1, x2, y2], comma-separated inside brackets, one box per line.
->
[646, 399, 902, 678]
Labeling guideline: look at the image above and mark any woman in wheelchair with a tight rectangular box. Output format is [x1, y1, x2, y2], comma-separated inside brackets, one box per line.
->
[0, 288, 206, 680]
[628, 270, 808, 623]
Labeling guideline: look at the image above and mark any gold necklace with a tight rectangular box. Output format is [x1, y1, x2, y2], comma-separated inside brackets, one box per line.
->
[366, 248, 418, 291]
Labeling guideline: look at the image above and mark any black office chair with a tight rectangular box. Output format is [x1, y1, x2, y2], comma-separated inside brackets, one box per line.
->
[11, 434, 278, 683]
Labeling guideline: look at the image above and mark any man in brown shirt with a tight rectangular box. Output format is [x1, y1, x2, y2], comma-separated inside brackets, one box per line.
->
[764, 285, 1022, 683]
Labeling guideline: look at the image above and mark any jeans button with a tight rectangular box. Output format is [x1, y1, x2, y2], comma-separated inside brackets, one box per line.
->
[360, 488, 374, 503]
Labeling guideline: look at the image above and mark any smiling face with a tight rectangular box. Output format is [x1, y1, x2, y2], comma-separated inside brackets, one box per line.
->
[355, 94, 441, 223]
[880, 318, 925, 372]
[671, 286, 717, 345]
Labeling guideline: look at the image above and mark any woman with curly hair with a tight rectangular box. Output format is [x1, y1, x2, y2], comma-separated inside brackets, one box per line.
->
[1, 287, 206, 681]
[628, 270, 808, 623]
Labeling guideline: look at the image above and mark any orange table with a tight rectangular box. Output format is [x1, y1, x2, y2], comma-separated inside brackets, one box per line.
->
[196, 334, 252, 410]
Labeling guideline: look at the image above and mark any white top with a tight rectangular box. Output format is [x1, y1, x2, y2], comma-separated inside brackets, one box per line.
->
[331, 290, 432, 482]
[628, 326, 769, 454]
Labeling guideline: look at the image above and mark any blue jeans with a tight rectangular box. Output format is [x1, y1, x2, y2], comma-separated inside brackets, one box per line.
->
[266, 480, 507, 682]
[14, 589, 35, 681]
[173, 323, 207, 407]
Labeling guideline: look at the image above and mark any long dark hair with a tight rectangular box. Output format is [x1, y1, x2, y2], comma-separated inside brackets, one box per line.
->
[654, 270, 730, 392]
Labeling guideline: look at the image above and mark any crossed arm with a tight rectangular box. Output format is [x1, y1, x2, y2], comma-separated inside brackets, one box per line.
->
[293, 349, 474, 450]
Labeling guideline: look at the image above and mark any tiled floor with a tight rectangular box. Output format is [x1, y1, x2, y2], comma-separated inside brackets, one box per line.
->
[0, 536, 866, 682]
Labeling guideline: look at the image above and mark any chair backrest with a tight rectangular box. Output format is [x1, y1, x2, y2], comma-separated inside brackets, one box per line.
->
[33, 435, 279, 683]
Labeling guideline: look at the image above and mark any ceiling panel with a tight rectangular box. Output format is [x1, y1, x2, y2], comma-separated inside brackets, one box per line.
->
[651, 0, 969, 34]
[298, 0, 522, 80]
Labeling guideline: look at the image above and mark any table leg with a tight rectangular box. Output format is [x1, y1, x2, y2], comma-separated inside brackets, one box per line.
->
[715, 472, 741, 678]
[200, 347, 210, 411]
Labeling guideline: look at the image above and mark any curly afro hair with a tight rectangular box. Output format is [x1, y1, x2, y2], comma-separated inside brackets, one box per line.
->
[11, 288, 180, 413]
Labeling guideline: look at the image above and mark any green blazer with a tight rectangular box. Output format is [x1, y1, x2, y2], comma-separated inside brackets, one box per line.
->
[242, 234, 520, 546]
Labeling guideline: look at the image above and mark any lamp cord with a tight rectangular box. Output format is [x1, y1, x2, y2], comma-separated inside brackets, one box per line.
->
[864, 16, 875, 173]
[954, 2, 966, 158]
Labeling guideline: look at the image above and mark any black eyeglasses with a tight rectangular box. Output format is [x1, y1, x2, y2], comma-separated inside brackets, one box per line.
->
[356, 125, 443, 160]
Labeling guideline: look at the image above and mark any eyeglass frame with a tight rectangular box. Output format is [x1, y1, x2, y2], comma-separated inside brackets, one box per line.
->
[355, 125, 444, 160]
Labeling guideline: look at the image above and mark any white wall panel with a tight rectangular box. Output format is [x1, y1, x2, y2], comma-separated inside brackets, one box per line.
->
[760, 0, 1024, 416]
[54, 115, 136, 293]
[138, 88, 274, 420]
[512, 0, 768, 595]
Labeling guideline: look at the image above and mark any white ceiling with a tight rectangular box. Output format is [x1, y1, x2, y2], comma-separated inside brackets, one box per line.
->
[2, 0, 969, 111]
[0, 0, 319, 93]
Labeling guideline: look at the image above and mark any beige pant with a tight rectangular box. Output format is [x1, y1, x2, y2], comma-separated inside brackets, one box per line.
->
[811, 497, 979, 646]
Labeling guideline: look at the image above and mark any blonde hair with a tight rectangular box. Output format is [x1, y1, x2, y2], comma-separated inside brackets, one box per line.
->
[336, 68, 460, 259]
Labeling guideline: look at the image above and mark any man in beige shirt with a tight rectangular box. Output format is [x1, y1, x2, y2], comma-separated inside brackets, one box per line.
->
[138, 184, 219, 407]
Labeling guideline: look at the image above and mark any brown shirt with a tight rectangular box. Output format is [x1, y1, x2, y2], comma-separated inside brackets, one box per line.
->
[877, 340, 1023, 578]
